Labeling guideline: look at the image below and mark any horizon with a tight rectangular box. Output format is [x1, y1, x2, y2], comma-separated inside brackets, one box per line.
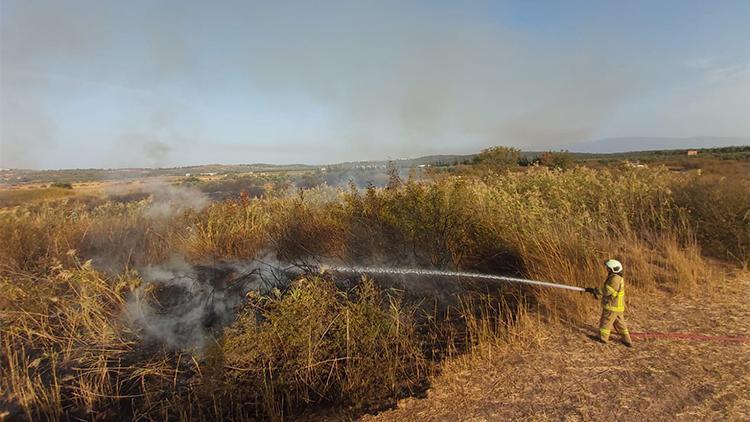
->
[4, 138, 749, 172]
[1, 1, 749, 169]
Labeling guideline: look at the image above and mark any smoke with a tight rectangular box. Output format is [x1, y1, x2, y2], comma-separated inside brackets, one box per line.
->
[0, 87, 58, 168]
[2, 1, 748, 168]
[0, 1, 102, 168]
[143, 141, 172, 167]
[0, 0, 201, 169]
[122, 253, 571, 351]
[101, 179, 209, 218]
[125, 255, 293, 350]
[141, 182, 209, 219]
[318, 166, 418, 189]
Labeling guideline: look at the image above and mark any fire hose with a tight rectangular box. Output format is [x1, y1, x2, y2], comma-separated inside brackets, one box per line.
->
[628, 332, 750, 343]
[327, 265, 750, 344]
[326, 265, 587, 291]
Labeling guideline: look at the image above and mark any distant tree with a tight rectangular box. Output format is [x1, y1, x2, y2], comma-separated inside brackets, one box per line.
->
[476, 146, 522, 171]
[295, 173, 324, 189]
[539, 150, 573, 170]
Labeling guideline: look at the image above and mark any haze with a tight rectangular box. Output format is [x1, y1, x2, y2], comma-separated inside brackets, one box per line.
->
[1, 0, 749, 169]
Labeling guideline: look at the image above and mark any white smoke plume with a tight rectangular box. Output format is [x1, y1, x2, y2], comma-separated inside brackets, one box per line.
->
[141, 182, 209, 219]
[125, 255, 296, 350]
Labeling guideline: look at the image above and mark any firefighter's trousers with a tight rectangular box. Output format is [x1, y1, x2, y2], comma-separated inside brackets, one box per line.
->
[598, 310, 632, 344]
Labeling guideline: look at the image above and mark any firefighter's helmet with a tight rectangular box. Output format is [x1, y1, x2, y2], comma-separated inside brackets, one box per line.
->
[604, 259, 623, 273]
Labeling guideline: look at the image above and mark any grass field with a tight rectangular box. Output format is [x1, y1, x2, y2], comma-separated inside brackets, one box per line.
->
[1, 153, 749, 420]
[0, 186, 80, 208]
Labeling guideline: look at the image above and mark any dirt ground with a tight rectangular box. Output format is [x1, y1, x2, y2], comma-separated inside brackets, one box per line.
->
[362, 271, 750, 421]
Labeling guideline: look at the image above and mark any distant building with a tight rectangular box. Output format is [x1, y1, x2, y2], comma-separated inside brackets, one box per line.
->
[185, 173, 192, 177]
[624, 161, 647, 169]
[687, 150, 699, 156]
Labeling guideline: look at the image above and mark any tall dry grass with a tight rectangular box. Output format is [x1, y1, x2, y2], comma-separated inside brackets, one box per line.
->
[671, 174, 750, 265]
[0, 256, 142, 420]
[0, 165, 745, 419]
[215, 277, 426, 419]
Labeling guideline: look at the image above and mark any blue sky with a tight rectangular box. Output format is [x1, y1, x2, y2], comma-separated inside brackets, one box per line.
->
[1, 0, 748, 169]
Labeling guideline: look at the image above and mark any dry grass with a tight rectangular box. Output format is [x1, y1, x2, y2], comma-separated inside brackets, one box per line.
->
[364, 270, 750, 421]
[216, 277, 427, 419]
[0, 187, 80, 208]
[0, 256, 141, 420]
[671, 174, 750, 265]
[0, 165, 745, 420]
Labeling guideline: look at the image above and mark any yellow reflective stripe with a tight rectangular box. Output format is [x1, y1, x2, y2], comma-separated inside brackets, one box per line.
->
[605, 285, 618, 295]
[599, 328, 610, 334]
[605, 305, 624, 312]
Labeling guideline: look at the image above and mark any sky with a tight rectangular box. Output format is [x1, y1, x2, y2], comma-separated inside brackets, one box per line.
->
[0, 0, 749, 169]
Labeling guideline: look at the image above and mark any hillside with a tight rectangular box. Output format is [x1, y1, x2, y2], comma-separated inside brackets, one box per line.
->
[4, 144, 749, 187]
[567, 136, 750, 154]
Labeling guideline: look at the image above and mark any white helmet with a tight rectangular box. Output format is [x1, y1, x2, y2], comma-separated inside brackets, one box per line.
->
[605, 259, 623, 273]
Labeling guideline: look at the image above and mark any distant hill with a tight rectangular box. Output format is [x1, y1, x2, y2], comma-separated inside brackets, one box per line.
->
[330, 154, 478, 169]
[567, 137, 749, 153]
[5, 140, 749, 185]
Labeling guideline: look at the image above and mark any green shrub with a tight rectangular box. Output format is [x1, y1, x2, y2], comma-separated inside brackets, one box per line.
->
[474, 146, 521, 171]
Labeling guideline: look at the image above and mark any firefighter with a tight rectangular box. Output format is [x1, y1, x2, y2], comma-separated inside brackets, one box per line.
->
[585, 259, 633, 347]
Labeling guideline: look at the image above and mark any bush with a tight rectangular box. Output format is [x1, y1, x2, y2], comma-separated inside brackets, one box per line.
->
[181, 196, 271, 260]
[216, 277, 426, 418]
[295, 173, 325, 189]
[474, 146, 521, 171]
[50, 182, 73, 189]
[539, 150, 573, 169]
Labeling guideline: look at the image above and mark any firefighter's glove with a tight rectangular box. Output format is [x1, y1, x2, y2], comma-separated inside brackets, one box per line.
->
[584, 287, 600, 299]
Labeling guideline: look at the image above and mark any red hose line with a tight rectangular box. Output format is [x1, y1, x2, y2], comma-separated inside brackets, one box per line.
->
[629, 332, 750, 343]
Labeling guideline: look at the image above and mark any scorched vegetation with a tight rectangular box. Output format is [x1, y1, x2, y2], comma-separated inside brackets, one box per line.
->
[1, 164, 748, 420]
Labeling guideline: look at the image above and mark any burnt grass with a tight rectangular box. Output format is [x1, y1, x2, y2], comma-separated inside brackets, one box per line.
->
[2, 165, 747, 420]
[107, 259, 533, 420]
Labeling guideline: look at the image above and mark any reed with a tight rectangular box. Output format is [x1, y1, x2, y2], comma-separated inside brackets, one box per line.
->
[0, 165, 743, 419]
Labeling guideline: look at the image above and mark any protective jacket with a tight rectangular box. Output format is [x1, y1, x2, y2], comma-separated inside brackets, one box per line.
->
[596, 273, 631, 345]
[599, 273, 625, 313]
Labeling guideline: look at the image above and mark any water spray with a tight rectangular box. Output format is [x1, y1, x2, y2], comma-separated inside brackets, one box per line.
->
[325, 265, 586, 292]
[323, 266, 750, 344]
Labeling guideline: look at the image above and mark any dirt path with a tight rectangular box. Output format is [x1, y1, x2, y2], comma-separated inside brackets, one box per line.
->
[363, 273, 750, 421]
